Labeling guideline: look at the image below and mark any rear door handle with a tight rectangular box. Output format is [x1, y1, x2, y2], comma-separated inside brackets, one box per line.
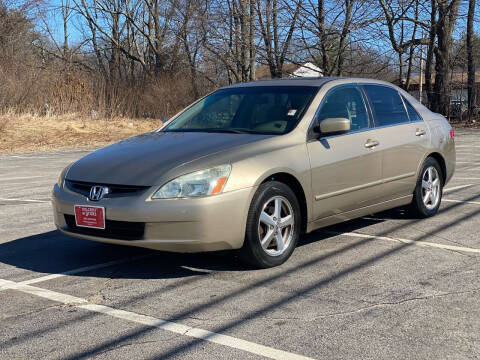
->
[364, 139, 379, 149]
[415, 129, 426, 136]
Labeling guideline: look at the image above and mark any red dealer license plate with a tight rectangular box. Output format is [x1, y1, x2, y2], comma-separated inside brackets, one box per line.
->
[74, 205, 105, 229]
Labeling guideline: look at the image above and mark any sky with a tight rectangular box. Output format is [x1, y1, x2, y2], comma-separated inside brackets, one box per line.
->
[35, 0, 480, 59]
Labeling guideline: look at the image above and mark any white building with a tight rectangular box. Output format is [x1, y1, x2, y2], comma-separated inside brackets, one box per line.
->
[289, 62, 323, 78]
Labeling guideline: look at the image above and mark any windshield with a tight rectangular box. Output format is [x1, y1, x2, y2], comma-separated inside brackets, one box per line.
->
[163, 86, 318, 135]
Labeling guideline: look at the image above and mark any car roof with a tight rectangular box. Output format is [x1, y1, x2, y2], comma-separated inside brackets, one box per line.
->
[223, 76, 398, 89]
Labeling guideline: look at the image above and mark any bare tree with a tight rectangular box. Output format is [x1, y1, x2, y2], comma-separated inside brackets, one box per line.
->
[202, 0, 256, 83]
[430, 0, 461, 115]
[378, 0, 428, 88]
[299, 0, 380, 76]
[335, 0, 354, 75]
[425, 0, 436, 106]
[61, 0, 70, 58]
[175, 0, 205, 96]
[256, 0, 302, 78]
[466, 0, 476, 120]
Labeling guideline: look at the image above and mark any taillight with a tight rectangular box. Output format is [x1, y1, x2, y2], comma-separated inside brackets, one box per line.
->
[449, 129, 455, 138]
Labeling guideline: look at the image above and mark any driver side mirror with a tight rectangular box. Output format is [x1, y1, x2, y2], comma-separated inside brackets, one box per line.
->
[313, 117, 350, 136]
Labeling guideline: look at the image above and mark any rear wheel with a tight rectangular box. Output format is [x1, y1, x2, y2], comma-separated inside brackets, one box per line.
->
[409, 157, 443, 218]
[240, 181, 301, 268]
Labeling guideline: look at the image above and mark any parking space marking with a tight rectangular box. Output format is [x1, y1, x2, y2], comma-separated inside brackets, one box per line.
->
[0, 197, 49, 203]
[443, 199, 480, 205]
[8, 155, 61, 159]
[0, 278, 314, 360]
[0, 254, 153, 292]
[0, 175, 51, 181]
[443, 184, 475, 193]
[324, 231, 480, 254]
[453, 177, 480, 180]
[0, 183, 51, 189]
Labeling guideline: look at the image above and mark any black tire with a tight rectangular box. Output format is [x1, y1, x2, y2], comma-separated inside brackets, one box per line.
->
[409, 157, 444, 218]
[239, 181, 301, 268]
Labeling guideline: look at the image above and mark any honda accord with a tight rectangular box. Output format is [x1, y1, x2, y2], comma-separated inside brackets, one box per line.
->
[52, 77, 456, 267]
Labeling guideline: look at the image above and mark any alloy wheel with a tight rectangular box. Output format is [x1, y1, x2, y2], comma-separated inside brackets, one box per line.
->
[421, 166, 441, 210]
[257, 196, 294, 257]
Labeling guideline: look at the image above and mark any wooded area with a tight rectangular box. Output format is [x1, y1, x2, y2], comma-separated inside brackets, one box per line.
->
[0, 0, 479, 120]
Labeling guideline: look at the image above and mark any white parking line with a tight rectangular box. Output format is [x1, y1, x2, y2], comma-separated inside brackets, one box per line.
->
[0, 255, 153, 292]
[0, 278, 313, 360]
[453, 177, 480, 180]
[0, 182, 49, 189]
[0, 197, 49, 203]
[443, 184, 474, 193]
[457, 167, 480, 172]
[443, 199, 480, 205]
[325, 231, 480, 254]
[8, 155, 58, 159]
[0, 175, 51, 181]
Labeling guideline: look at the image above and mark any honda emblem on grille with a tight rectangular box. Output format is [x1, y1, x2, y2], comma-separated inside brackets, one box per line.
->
[89, 186, 109, 201]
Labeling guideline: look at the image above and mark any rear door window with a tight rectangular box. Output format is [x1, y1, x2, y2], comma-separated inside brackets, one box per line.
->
[363, 85, 409, 127]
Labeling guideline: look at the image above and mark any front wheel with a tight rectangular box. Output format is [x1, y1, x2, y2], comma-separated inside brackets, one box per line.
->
[240, 181, 301, 268]
[409, 157, 443, 218]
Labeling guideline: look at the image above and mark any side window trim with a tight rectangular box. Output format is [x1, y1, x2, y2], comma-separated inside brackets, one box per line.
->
[360, 83, 411, 128]
[308, 83, 373, 139]
[398, 92, 411, 123]
[401, 94, 424, 123]
[359, 85, 377, 128]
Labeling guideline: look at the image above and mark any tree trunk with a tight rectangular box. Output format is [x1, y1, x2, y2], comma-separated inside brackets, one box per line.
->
[256, 0, 301, 79]
[109, 10, 121, 82]
[61, 0, 69, 58]
[405, 1, 419, 91]
[431, 0, 461, 116]
[467, 0, 476, 120]
[249, 0, 256, 80]
[336, 0, 353, 76]
[425, 0, 436, 107]
[317, 0, 330, 75]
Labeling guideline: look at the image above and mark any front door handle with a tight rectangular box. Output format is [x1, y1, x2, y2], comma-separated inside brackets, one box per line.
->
[415, 129, 426, 136]
[364, 139, 379, 149]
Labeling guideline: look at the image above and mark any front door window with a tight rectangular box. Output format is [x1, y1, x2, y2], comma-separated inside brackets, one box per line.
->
[317, 85, 370, 132]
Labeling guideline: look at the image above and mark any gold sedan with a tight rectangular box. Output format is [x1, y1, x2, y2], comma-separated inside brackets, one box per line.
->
[53, 78, 455, 267]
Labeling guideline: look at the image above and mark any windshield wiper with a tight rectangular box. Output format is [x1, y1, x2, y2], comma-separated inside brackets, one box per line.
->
[203, 128, 250, 134]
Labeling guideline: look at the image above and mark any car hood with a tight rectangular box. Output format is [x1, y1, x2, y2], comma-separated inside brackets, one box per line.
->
[66, 131, 272, 186]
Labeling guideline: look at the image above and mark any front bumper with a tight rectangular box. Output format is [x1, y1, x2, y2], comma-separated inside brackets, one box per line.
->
[52, 184, 256, 252]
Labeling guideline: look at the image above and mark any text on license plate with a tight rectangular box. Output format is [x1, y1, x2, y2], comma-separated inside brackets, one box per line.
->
[74, 205, 105, 229]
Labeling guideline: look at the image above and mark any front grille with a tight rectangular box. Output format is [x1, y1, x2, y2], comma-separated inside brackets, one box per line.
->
[64, 215, 145, 240]
[65, 180, 149, 199]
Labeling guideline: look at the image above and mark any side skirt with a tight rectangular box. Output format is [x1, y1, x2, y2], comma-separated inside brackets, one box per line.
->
[306, 195, 413, 233]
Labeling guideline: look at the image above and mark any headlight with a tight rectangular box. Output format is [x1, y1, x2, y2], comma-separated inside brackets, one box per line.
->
[152, 165, 232, 199]
[57, 163, 73, 187]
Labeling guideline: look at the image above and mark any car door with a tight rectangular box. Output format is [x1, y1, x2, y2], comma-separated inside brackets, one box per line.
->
[307, 84, 384, 221]
[361, 84, 430, 200]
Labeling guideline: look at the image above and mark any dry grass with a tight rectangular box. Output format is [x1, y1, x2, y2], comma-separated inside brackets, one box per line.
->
[0, 113, 161, 153]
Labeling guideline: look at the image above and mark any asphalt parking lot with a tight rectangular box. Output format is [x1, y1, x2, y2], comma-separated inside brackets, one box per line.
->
[0, 130, 479, 360]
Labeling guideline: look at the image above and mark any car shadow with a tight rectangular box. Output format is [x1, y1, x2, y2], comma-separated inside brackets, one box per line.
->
[0, 208, 412, 280]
